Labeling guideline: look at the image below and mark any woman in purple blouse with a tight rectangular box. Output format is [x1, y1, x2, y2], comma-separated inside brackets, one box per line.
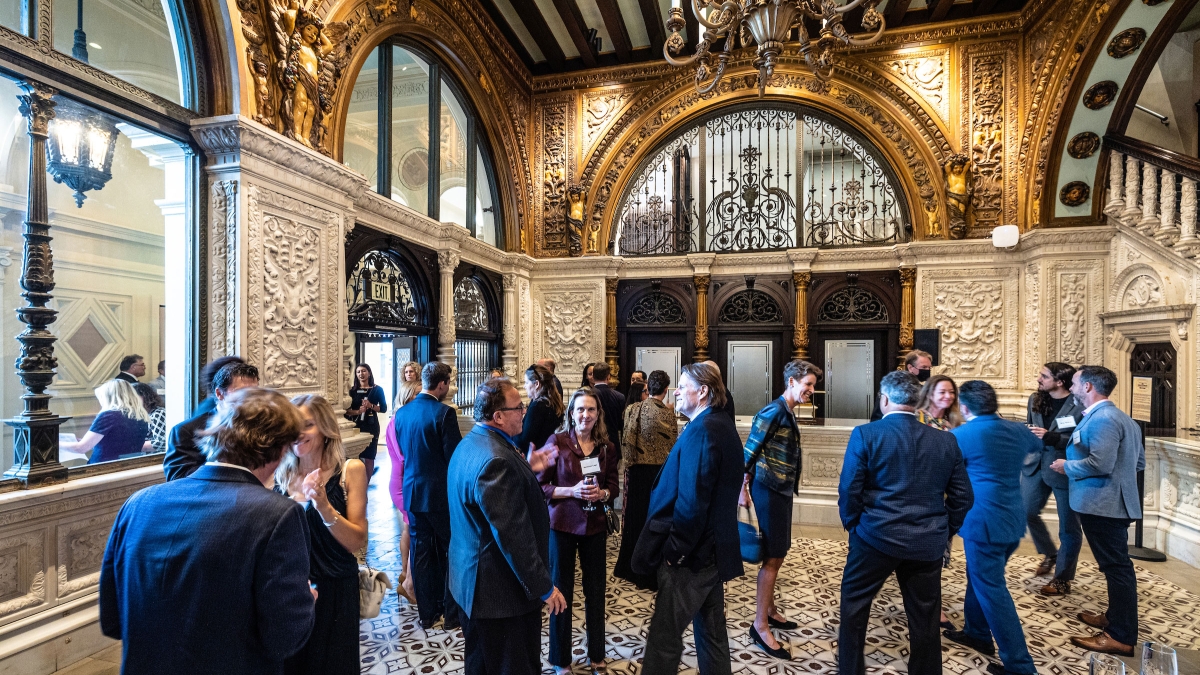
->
[538, 387, 620, 675]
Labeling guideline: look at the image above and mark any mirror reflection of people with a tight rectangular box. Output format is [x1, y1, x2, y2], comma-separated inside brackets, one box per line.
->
[164, 360, 260, 481]
[63, 379, 151, 464]
[134, 383, 168, 454]
[347, 363, 387, 479]
[149, 360, 166, 391]
[116, 354, 146, 383]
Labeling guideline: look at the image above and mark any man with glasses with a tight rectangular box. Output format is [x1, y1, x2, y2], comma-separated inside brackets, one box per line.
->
[448, 377, 567, 675]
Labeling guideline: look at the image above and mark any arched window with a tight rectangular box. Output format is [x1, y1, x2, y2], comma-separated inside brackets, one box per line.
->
[627, 290, 686, 325]
[718, 290, 785, 324]
[453, 276, 499, 413]
[346, 249, 422, 328]
[345, 41, 502, 246]
[615, 104, 909, 256]
[817, 287, 889, 322]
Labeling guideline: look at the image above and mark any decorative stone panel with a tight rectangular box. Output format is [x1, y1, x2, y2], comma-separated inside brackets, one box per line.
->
[920, 267, 1020, 389]
[56, 514, 117, 598]
[0, 530, 46, 617]
[1046, 260, 1103, 366]
[532, 281, 605, 382]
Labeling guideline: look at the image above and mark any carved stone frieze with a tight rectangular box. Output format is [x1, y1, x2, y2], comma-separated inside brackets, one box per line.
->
[1025, 263, 1040, 388]
[519, 278, 532, 367]
[582, 90, 634, 158]
[538, 98, 573, 257]
[0, 530, 45, 618]
[961, 42, 1018, 236]
[209, 180, 239, 358]
[1123, 275, 1164, 309]
[803, 454, 844, 488]
[1046, 260, 1103, 366]
[57, 514, 115, 597]
[921, 267, 1019, 388]
[533, 282, 604, 378]
[878, 52, 949, 125]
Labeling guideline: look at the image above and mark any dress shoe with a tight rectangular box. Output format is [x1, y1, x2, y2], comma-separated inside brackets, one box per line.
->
[940, 619, 957, 630]
[986, 662, 1037, 675]
[1034, 554, 1057, 577]
[1078, 610, 1110, 630]
[943, 629, 996, 657]
[1070, 632, 1134, 657]
[1040, 578, 1072, 596]
[749, 625, 791, 659]
[768, 615, 799, 630]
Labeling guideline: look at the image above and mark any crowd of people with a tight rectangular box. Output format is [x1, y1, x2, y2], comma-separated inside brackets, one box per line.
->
[95, 348, 1148, 675]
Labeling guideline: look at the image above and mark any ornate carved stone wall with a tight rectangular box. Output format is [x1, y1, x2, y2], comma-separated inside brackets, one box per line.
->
[920, 266, 1020, 390]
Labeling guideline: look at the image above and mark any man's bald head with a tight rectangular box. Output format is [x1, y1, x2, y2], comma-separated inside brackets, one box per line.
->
[535, 357, 556, 373]
[701, 360, 721, 374]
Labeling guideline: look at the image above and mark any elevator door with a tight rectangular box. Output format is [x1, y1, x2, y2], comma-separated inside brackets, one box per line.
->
[635, 347, 682, 400]
[727, 341, 773, 417]
[825, 339, 875, 422]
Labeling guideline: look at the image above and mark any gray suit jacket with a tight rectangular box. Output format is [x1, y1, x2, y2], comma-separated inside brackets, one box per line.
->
[1025, 392, 1085, 490]
[1064, 400, 1145, 519]
[447, 424, 552, 619]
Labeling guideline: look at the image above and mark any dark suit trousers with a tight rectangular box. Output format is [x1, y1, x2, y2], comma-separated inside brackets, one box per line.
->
[1079, 513, 1139, 645]
[463, 608, 541, 675]
[548, 529, 607, 666]
[838, 531, 942, 675]
[1022, 471, 1083, 580]
[409, 510, 461, 627]
[642, 563, 731, 675]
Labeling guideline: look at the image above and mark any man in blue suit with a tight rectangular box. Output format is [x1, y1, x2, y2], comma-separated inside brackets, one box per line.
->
[635, 362, 744, 675]
[945, 381, 1041, 675]
[1051, 365, 1144, 657]
[100, 388, 315, 675]
[394, 361, 463, 630]
[838, 370, 973, 675]
[448, 378, 567, 675]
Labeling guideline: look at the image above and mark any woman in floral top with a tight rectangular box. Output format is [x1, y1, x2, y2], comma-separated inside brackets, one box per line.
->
[915, 374, 963, 431]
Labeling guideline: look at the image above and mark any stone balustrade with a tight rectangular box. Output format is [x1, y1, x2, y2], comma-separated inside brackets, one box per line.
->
[1104, 137, 1200, 258]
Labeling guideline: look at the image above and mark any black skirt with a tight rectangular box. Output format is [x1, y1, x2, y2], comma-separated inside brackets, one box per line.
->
[614, 463, 661, 590]
[284, 574, 360, 675]
[751, 479, 794, 559]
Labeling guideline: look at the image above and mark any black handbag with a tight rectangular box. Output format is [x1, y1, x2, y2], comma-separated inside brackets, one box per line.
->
[604, 503, 621, 535]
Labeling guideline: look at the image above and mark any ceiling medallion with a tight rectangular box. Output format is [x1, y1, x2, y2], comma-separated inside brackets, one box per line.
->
[1067, 132, 1101, 159]
[1107, 28, 1147, 58]
[1060, 181, 1091, 207]
[663, 0, 885, 96]
[1083, 81, 1119, 110]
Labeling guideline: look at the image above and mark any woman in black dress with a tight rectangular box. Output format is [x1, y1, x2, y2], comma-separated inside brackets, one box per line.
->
[347, 363, 387, 478]
[278, 394, 368, 675]
[516, 363, 565, 452]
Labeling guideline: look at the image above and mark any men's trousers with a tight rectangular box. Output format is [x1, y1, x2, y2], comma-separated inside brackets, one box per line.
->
[409, 510, 461, 628]
[962, 538, 1037, 674]
[1022, 471, 1083, 580]
[462, 608, 541, 675]
[1079, 513, 1139, 646]
[838, 531, 942, 675]
[548, 529, 607, 667]
[641, 562, 731, 675]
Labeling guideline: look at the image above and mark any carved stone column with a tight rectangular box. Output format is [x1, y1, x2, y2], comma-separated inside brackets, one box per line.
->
[437, 250, 460, 404]
[1121, 155, 1142, 226]
[792, 271, 811, 359]
[5, 81, 68, 487]
[1138, 163, 1159, 235]
[1176, 177, 1200, 258]
[604, 277, 619, 378]
[693, 274, 711, 362]
[502, 273, 518, 379]
[1105, 151, 1125, 217]
[1156, 169, 1179, 246]
[898, 267, 917, 368]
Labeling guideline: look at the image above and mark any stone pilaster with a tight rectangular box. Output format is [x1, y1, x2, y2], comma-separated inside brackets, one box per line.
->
[792, 271, 811, 359]
[437, 250, 460, 404]
[693, 274, 711, 362]
[898, 267, 917, 367]
[502, 273, 518, 380]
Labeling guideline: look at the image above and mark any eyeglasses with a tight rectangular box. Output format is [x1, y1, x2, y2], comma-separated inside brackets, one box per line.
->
[497, 402, 527, 413]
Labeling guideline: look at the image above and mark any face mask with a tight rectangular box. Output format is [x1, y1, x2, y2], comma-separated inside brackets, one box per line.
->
[917, 368, 931, 382]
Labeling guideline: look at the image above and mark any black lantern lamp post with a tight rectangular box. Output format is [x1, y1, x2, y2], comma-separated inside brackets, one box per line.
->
[71, 0, 89, 63]
[5, 81, 69, 487]
[46, 98, 118, 207]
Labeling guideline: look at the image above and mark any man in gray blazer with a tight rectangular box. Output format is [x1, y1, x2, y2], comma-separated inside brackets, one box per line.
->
[448, 378, 566, 675]
[1024, 362, 1085, 595]
[1051, 365, 1144, 657]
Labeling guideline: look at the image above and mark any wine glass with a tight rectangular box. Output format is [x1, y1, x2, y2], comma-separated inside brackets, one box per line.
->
[1090, 653, 1126, 675]
[1141, 642, 1178, 675]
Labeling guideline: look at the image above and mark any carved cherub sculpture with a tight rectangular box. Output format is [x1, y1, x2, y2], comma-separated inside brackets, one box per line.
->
[279, 0, 334, 149]
[566, 186, 586, 257]
[943, 153, 973, 240]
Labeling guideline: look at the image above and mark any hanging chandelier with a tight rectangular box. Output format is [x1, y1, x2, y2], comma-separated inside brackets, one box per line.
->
[46, 98, 119, 207]
[664, 0, 886, 95]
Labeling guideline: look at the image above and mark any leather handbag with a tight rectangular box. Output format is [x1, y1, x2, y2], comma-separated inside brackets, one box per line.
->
[604, 503, 621, 536]
[739, 504, 763, 565]
[358, 564, 393, 619]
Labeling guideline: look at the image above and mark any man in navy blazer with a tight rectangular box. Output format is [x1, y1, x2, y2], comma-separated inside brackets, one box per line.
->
[591, 362, 626, 457]
[448, 378, 566, 675]
[100, 388, 314, 675]
[394, 361, 463, 629]
[636, 362, 743, 675]
[163, 358, 258, 481]
[945, 381, 1040, 675]
[1051, 366, 1145, 656]
[838, 370, 973, 675]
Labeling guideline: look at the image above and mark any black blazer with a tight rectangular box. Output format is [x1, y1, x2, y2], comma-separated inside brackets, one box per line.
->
[592, 383, 626, 455]
[639, 407, 745, 582]
[100, 465, 315, 675]
[448, 424, 553, 619]
[115, 372, 138, 383]
[1024, 392, 1084, 489]
[514, 397, 561, 452]
[394, 392, 462, 513]
[163, 397, 218, 481]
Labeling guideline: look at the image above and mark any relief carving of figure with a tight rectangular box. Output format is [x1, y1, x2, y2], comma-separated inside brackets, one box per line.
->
[278, 0, 335, 149]
[566, 186, 586, 257]
[944, 153, 972, 240]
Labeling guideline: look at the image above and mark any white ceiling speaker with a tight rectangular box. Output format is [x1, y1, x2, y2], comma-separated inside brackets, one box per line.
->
[991, 224, 1020, 249]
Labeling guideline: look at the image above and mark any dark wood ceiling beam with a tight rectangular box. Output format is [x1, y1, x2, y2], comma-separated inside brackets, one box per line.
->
[927, 0, 954, 22]
[549, 0, 599, 67]
[595, 0, 633, 60]
[475, 0, 538, 67]
[972, 0, 1001, 15]
[505, 0, 569, 65]
[638, 0, 666, 55]
[886, 0, 912, 26]
[683, 0, 699, 54]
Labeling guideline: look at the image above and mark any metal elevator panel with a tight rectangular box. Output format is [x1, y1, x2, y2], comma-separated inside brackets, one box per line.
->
[825, 339, 874, 422]
[727, 340, 773, 417]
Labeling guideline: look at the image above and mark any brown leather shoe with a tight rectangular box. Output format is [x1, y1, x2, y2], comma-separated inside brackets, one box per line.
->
[1034, 554, 1057, 576]
[1070, 631, 1134, 657]
[1078, 610, 1110, 630]
[1040, 578, 1072, 596]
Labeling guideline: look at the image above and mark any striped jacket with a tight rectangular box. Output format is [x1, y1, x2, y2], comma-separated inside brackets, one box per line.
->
[743, 397, 802, 495]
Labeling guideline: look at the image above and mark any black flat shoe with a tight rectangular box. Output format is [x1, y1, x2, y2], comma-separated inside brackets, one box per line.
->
[943, 629, 996, 657]
[749, 625, 791, 660]
[768, 615, 799, 630]
[940, 620, 956, 630]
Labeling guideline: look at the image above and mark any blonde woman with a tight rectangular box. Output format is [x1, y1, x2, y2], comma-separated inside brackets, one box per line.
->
[385, 378, 422, 604]
[276, 395, 368, 675]
[63, 379, 150, 464]
[401, 360, 421, 384]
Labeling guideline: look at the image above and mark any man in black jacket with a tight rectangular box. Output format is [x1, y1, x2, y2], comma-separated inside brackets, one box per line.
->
[163, 358, 258, 481]
[590, 362, 625, 457]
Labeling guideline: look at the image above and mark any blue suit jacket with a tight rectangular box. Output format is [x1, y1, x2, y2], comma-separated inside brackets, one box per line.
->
[1064, 400, 1145, 519]
[838, 413, 973, 561]
[448, 424, 553, 619]
[952, 414, 1042, 544]
[395, 392, 462, 512]
[162, 396, 217, 481]
[100, 465, 314, 675]
[643, 407, 745, 582]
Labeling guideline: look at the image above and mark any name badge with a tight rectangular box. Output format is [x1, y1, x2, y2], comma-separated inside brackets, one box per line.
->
[1070, 430, 1082, 446]
[580, 457, 601, 475]
[1056, 416, 1077, 429]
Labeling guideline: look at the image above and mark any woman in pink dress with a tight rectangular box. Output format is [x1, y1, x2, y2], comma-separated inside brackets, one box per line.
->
[385, 367, 422, 604]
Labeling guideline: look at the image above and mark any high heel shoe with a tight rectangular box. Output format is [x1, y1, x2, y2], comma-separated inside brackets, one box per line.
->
[396, 572, 417, 605]
[749, 625, 790, 660]
[768, 614, 799, 630]
[590, 662, 606, 675]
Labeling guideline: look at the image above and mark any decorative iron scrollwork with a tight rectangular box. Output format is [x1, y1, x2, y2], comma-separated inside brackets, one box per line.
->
[347, 250, 419, 327]
[628, 291, 686, 325]
[817, 287, 889, 322]
[454, 277, 490, 332]
[718, 289, 784, 324]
